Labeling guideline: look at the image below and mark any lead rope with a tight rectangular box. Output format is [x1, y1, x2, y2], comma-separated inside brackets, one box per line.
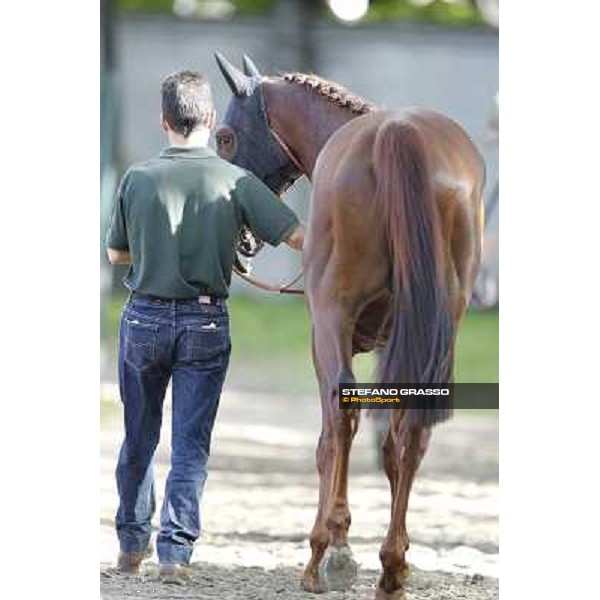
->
[232, 261, 304, 295]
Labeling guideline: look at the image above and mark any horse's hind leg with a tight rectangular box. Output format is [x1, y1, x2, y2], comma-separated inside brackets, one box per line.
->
[376, 412, 423, 600]
[301, 304, 360, 593]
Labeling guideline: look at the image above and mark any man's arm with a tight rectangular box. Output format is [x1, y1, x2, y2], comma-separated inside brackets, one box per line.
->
[235, 174, 303, 248]
[105, 170, 131, 261]
[284, 223, 305, 252]
[106, 248, 132, 265]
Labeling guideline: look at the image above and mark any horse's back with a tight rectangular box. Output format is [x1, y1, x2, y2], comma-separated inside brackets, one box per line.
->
[307, 106, 484, 311]
[311, 106, 485, 269]
[314, 108, 484, 202]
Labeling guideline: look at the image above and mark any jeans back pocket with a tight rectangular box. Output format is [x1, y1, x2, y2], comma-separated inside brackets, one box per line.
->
[124, 317, 159, 371]
[185, 320, 230, 365]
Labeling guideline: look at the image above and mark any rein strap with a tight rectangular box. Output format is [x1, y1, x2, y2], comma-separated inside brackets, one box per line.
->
[233, 262, 304, 295]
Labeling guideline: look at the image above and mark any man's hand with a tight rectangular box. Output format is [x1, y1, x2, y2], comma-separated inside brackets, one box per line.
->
[106, 248, 132, 265]
[284, 224, 305, 252]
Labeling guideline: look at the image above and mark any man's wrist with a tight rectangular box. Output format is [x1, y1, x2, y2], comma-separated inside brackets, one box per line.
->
[285, 223, 305, 251]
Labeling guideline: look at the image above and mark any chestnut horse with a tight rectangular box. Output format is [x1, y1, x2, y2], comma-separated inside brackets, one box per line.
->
[215, 53, 485, 600]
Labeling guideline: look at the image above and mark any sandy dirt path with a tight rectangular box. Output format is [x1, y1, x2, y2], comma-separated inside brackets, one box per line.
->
[100, 386, 498, 599]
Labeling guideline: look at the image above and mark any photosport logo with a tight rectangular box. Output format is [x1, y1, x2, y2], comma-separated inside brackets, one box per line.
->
[338, 384, 499, 410]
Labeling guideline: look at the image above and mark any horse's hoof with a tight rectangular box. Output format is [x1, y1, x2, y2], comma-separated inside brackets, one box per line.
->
[374, 587, 406, 600]
[301, 571, 327, 594]
[318, 545, 358, 592]
[375, 564, 411, 599]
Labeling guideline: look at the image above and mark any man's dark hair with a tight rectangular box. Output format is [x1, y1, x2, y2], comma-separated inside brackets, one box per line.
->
[161, 71, 213, 137]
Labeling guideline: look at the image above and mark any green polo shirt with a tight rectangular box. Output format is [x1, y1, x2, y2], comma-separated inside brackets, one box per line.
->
[105, 146, 300, 299]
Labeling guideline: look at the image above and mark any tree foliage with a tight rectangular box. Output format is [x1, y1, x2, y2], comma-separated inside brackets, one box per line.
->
[366, 0, 483, 26]
[116, 0, 485, 26]
[116, 0, 275, 16]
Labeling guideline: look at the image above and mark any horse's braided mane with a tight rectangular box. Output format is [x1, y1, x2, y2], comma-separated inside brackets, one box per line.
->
[282, 72, 376, 115]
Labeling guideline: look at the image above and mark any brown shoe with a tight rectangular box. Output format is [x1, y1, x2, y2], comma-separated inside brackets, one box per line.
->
[117, 546, 153, 574]
[159, 563, 190, 583]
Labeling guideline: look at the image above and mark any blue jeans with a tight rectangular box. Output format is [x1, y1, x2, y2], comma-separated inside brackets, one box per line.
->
[115, 294, 231, 565]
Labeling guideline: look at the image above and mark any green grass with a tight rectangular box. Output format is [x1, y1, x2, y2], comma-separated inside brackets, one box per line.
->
[454, 309, 499, 383]
[104, 294, 498, 395]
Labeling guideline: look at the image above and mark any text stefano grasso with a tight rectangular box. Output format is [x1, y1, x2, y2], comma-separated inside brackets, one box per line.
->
[340, 387, 451, 396]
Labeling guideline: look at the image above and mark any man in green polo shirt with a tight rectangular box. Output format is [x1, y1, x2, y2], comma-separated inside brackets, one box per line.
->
[106, 70, 304, 580]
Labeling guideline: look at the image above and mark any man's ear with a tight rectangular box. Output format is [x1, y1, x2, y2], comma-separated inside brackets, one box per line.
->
[160, 112, 169, 133]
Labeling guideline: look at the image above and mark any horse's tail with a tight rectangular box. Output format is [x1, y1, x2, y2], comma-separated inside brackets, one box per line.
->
[373, 119, 453, 428]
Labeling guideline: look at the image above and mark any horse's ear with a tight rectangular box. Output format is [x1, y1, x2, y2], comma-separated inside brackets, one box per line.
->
[242, 54, 262, 79]
[214, 51, 250, 96]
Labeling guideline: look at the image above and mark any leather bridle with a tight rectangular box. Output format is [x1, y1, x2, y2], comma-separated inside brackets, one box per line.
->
[231, 85, 306, 295]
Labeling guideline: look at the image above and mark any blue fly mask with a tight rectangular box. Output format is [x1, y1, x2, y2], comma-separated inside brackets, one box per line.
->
[214, 52, 303, 196]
